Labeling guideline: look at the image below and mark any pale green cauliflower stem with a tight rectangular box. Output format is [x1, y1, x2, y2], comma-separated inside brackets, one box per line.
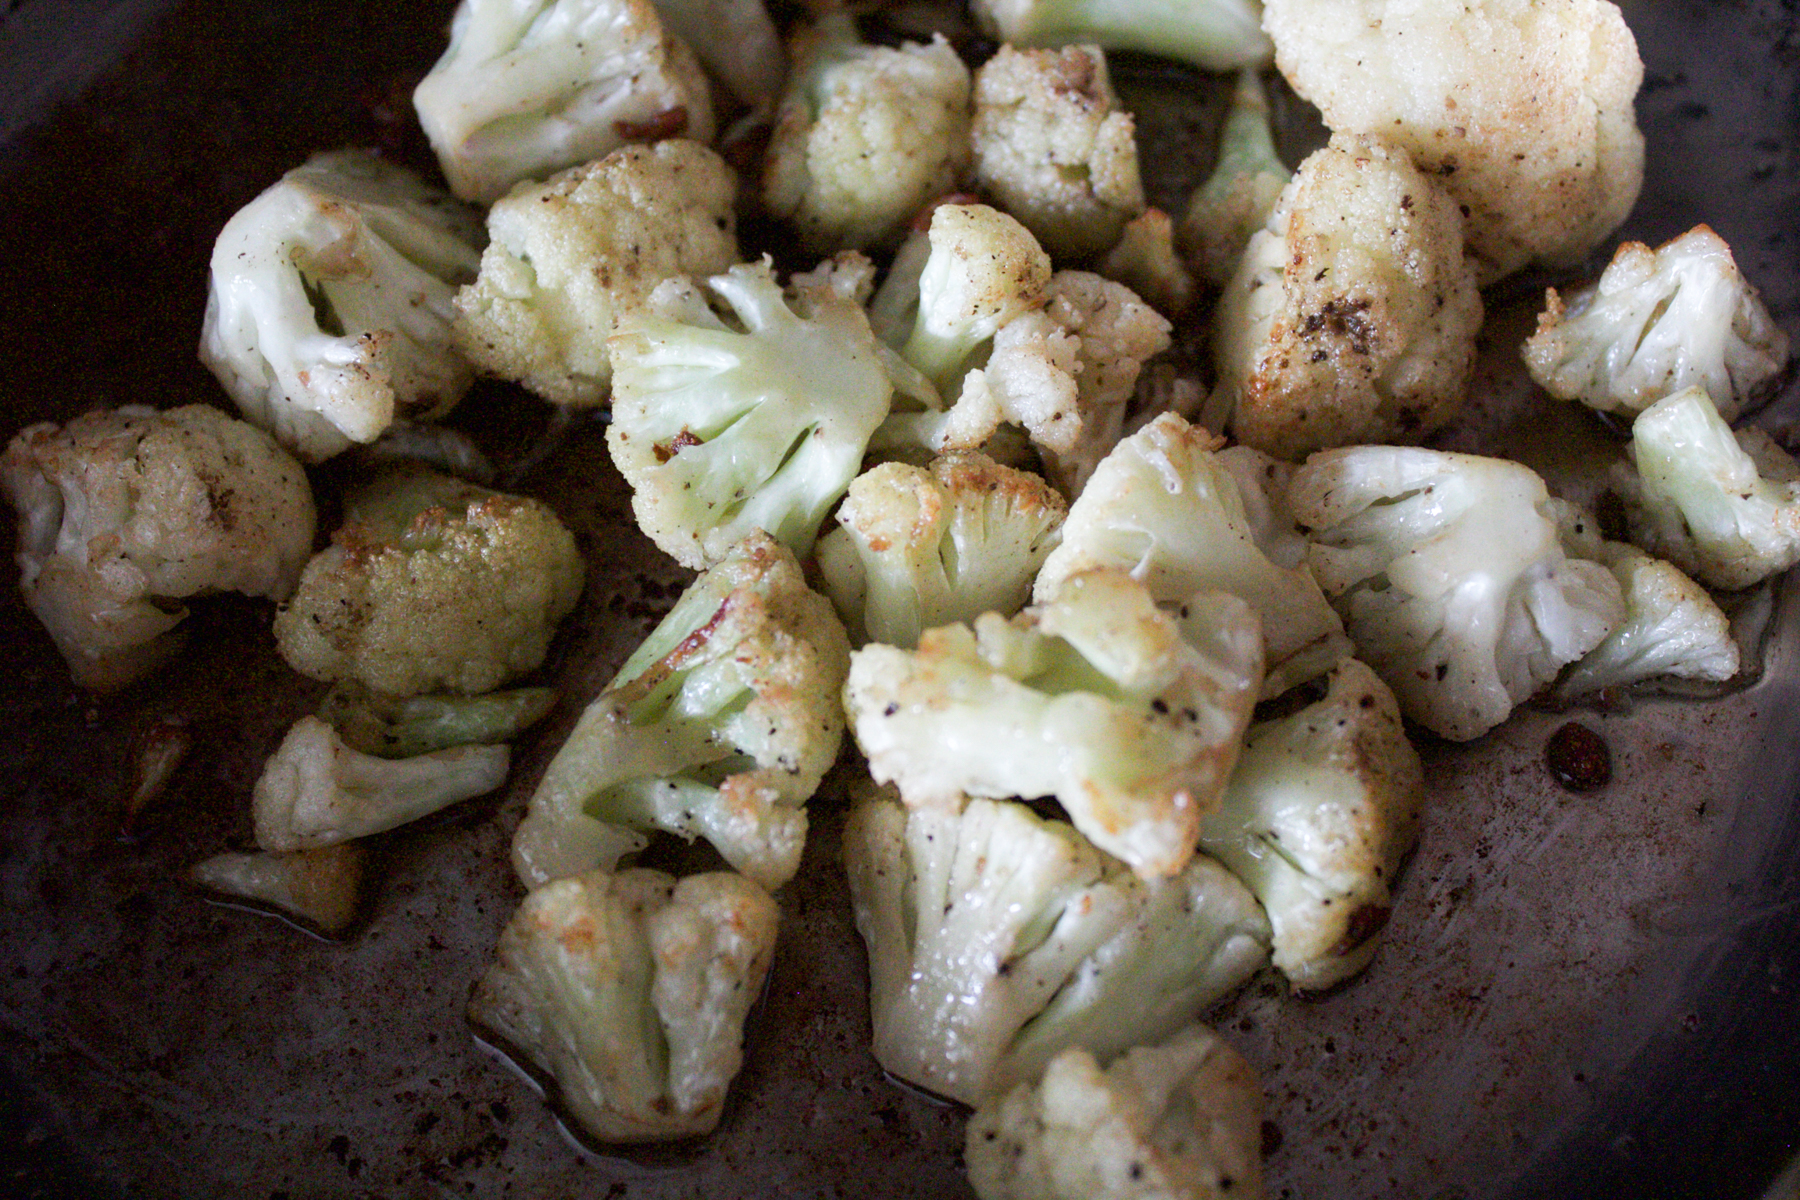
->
[189, 843, 367, 936]
[970, 44, 1146, 262]
[467, 867, 778, 1144]
[1180, 67, 1289, 287]
[1524, 225, 1791, 422]
[970, 0, 1271, 72]
[1034, 412, 1350, 700]
[647, 0, 785, 114]
[412, 0, 716, 205]
[1548, 499, 1739, 698]
[965, 1024, 1267, 1200]
[1199, 658, 1424, 991]
[320, 683, 558, 758]
[453, 140, 738, 407]
[252, 715, 511, 852]
[1617, 386, 1800, 592]
[606, 258, 900, 569]
[761, 14, 972, 253]
[815, 451, 1068, 649]
[1, 404, 316, 692]
[1262, 0, 1644, 284]
[1290, 446, 1625, 742]
[511, 531, 849, 892]
[843, 790, 1271, 1106]
[845, 569, 1264, 878]
[199, 150, 484, 465]
[1210, 132, 1483, 462]
[274, 464, 585, 697]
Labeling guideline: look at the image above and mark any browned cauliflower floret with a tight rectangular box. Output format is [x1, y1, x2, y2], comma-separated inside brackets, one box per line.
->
[1210, 132, 1483, 461]
[274, 464, 583, 697]
[2, 404, 316, 691]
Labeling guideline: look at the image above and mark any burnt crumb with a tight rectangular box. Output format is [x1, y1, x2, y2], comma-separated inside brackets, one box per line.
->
[1299, 298, 1378, 355]
[1546, 721, 1611, 792]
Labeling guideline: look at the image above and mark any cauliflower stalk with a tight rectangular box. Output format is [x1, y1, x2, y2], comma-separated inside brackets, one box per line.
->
[969, 0, 1271, 73]
[1, 404, 315, 691]
[845, 569, 1264, 878]
[319, 682, 558, 758]
[843, 790, 1271, 1106]
[199, 150, 485, 464]
[468, 867, 779, 1143]
[1179, 67, 1290, 287]
[511, 532, 850, 892]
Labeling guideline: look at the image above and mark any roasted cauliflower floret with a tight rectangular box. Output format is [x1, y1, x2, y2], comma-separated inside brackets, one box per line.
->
[199, 150, 485, 464]
[1179, 67, 1290, 287]
[762, 14, 972, 254]
[189, 842, 368, 936]
[844, 789, 1271, 1106]
[1262, 0, 1644, 283]
[453, 140, 738, 407]
[1097, 208, 1197, 319]
[845, 570, 1263, 877]
[467, 867, 779, 1143]
[411, 0, 716, 205]
[815, 451, 1067, 649]
[511, 532, 849, 892]
[965, 1024, 1267, 1200]
[1210, 132, 1483, 461]
[1290, 446, 1625, 741]
[273, 464, 584, 697]
[1, 404, 315, 691]
[1199, 658, 1424, 990]
[1524, 225, 1791, 422]
[970, 44, 1146, 262]
[969, 0, 1271, 72]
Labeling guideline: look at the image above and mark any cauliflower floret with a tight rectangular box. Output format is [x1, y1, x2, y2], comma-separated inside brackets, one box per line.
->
[512, 532, 849, 892]
[1613, 385, 1800, 591]
[1523, 225, 1791, 422]
[467, 867, 779, 1143]
[844, 789, 1271, 1106]
[1034, 413, 1351, 699]
[1289, 446, 1626, 741]
[273, 464, 584, 697]
[199, 150, 485, 464]
[1, 404, 316, 691]
[189, 843, 367, 936]
[647, 0, 785, 115]
[319, 682, 558, 758]
[970, 45, 1146, 262]
[1178, 67, 1290, 287]
[845, 570, 1263, 877]
[1548, 499, 1739, 698]
[761, 14, 972, 254]
[1199, 658, 1424, 990]
[453, 140, 738, 407]
[252, 715, 511, 852]
[1262, 0, 1644, 283]
[606, 258, 908, 568]
[965, 1024, 1267, 1200]
[815, 451, 1068, 648]
[1097, 208, 1197, 319]
[969, 0, 1271, 72]
[1210, 132, 1483, 461]
[411, 0, 716, 205]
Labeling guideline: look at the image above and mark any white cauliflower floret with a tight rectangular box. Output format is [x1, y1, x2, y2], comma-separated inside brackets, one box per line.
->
[843, 789, 1271, 1105]
[189, 843, 367, 936]
[1210, 132, 1483, 461]
[1097, 208, 1196, 319]
[762, 14, 971, 254]
[1548, 499, 1739, 698]
[511, 532, 848, 891]
[965, 1024, 1267, 1200]
[453, 140, 738, 407]
[1262, 0, 1645, 283]
[1035, 413, 1351, 699]
[1523, 225, 1791, 422]
[251, 715, 511, 852]
[273, 464, 584, 697]
[199, 150, 485, 464]
[606, 258, 908, 568]
[1199, 658, 1424, 990]
[1179, 67, 1290, 287]
[1613, 386, 1800, 591]
[970, 44, 1146, 262]
[845, 570, 1263, 877]
[970, 0, 1271, 72]
[1290, 446, 1625, 741]
[1, 404, 315, 691]
[815, 451, 1068, 648]
[411, 0, 716, 205]
[467, 867, 779, 1143]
